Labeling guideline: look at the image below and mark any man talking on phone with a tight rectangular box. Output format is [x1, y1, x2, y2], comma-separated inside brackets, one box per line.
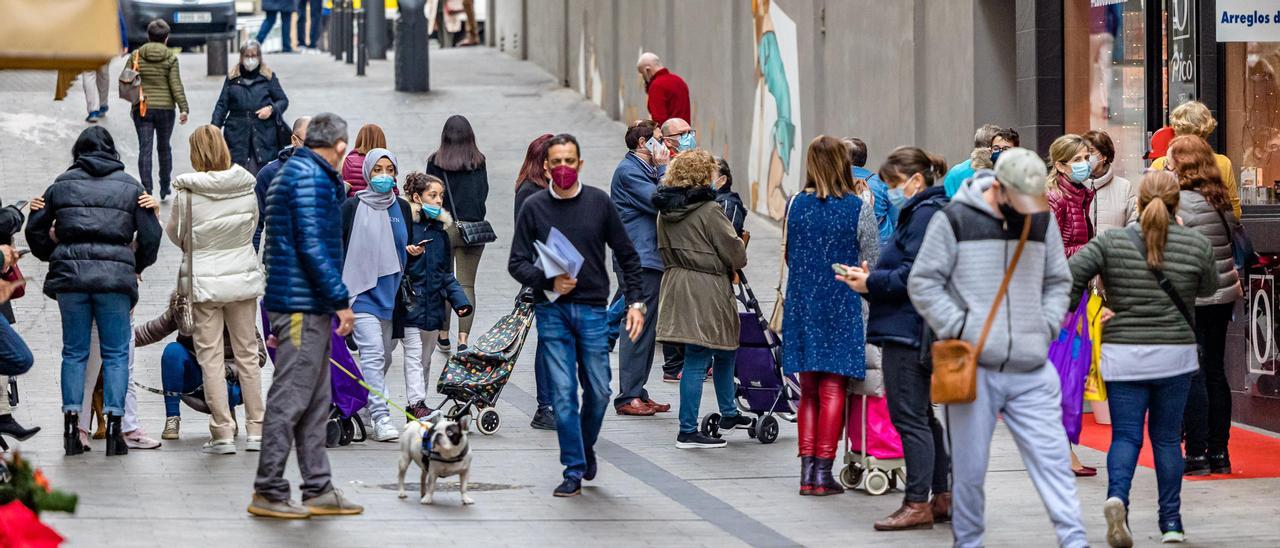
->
[607, 120, 671, 417]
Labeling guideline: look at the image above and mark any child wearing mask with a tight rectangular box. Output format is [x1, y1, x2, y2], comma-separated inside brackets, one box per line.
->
[401, 172, 472, 416]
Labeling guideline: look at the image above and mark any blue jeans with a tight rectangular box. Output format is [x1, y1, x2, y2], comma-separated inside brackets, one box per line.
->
[678, 344, 738, 433]
[535, 302, 611, 480]
[256, 10, 294, 52]
[604, 293, 625, 350]
[0, 314, 33, 377]
[533, 336, 553, 410]
[1106, 373, 1192, 530]
[57, 292, 131, 415]
[161, 342, 241, 417]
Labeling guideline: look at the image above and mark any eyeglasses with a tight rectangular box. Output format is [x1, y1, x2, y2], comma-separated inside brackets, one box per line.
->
[991, 145, 1010, 153]
[666, 129, 696, 140]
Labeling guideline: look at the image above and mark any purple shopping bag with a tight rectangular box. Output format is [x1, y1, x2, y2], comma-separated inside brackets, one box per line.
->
[1049, 293, 1092, 445]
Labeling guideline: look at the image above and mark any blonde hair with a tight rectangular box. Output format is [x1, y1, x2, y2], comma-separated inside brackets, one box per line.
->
[662, 149, 717, 188]
[189, 125, 232, 172]
[1045, 134, 1086, 192]
[1137, 171, 1181, 269]
[1170, 101, 1218, 139]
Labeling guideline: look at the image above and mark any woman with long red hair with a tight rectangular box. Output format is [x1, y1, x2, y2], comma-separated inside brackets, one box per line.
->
[514, 133, 557, 430]
[1165, 135, 1244, 477]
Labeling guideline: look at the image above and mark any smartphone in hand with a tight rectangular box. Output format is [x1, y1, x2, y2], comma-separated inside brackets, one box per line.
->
[831, 263, 849, 276]
[12, 200, 28, 211]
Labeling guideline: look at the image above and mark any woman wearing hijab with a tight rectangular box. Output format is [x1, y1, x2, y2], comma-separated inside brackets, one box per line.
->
[24, 127, 163, 456]
[211, 40, 289, 174]
[340, 148, 414, 443]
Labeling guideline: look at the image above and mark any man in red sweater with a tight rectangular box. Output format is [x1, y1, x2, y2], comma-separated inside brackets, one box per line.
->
[637, 52, 690, 126]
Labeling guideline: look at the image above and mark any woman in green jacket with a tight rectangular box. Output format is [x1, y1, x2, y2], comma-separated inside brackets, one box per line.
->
[1066, 171, 1217, 547]
[652, 149, 748, 450]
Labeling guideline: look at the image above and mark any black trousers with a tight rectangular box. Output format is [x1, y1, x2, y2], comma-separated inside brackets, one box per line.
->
[882, 342, 950, 502]
[1184, 302, 1235, 457]
[613, 268, 663, 407]
[132, 107, 176, 196]
[662, 343, 685, 376]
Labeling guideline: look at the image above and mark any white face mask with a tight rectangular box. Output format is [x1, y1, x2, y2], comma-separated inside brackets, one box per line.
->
[242, 57, 260, 71]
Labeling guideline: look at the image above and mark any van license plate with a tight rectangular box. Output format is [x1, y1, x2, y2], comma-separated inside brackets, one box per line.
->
[174, 12, 213, 24]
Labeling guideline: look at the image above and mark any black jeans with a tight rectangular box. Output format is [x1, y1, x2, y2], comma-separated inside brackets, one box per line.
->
[662, 343, 685, 377]
[1184, 302, 1235, 457]
[132, 107, 176, 196]
[613, 268, 662, 408]
[882, 342, 950, 502]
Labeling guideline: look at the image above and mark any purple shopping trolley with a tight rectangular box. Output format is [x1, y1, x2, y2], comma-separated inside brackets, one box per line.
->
[699, 271, 799, 444]
[261, 305, 368, 447]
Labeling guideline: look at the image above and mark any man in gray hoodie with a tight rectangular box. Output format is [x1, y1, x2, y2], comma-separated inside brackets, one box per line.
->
[908, 148, 1086, 547]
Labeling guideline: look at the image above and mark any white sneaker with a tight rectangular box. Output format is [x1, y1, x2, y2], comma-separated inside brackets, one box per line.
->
[1104, 497, 1133, 548]
[246, 436, 262, 452]
[371, 418, 399, 442]
[125, 429, 162, 449]
[1161, 531, 1186, 544]
[202, 438, 237, 455]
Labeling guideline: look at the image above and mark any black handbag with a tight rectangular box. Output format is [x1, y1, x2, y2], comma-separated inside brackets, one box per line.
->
[442, 172, 497, 246]
[1217, 210, 1260, 276]
[399, 272, 418, 312]
[275, 113, 293, 153]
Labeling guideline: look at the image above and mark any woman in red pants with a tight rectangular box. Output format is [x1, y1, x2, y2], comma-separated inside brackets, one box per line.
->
[780, 136, 881, 495]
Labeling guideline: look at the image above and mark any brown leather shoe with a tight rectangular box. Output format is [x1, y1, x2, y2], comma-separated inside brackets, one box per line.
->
[642, 399, 671, 413]
[930, 492, 951, 523]
[615, 399, 656, 416]
[874, 501, 934, 531]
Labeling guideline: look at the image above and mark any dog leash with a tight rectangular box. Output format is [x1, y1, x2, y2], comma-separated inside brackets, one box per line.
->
[131, 380, 204, 398]
[329, 358, 425, 423]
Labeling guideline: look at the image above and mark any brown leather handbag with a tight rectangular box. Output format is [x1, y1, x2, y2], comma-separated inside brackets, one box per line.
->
[930, 217, 1031, 404]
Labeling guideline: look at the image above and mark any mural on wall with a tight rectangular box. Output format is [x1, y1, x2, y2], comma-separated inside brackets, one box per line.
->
[749, 0, 802, 220]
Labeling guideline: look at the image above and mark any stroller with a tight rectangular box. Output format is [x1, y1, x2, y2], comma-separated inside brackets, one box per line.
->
[839, 393, 906, 495]
[699, 271, 799, 444]
[261, 307, 368, 447]
[435, 290, 536, 435]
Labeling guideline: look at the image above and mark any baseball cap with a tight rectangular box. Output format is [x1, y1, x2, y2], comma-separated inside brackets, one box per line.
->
[1145, 126, 1174, 160]
[993, 147, 1049, 213]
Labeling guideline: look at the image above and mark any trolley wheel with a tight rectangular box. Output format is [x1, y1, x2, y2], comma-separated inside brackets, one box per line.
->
[448, 403, 468, 419]
[747, 423, 757, 439]
[476, 407, 501, 435]
[839, 463, 864, 490]
[757, 415, 779, 444]
[864, 469, 891, 496]
[325, 418, 341, 448]
[700, 413, 722, 438]
[339, 417, 355, 446]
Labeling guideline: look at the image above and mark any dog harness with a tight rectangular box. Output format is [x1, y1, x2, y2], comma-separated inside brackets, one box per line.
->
[422, 429, 469, 464]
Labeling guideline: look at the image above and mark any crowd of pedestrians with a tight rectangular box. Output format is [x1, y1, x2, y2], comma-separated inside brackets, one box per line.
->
[0, 28, 1253, 547]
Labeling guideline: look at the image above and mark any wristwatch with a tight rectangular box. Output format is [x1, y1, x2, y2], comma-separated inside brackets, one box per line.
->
[629, 302, 647, 315]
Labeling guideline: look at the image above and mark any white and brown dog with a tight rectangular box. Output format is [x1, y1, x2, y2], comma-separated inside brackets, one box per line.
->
[397, 411, 474, 505]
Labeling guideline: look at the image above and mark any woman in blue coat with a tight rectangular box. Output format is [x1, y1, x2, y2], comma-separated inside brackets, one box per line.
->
[837, 146, 952, 530]
[782, 136, 879, 496]
[211, 41, 289, 173]
[402, 172, 472, 409]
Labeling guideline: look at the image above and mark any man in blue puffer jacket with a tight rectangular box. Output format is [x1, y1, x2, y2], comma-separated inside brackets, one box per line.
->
[250, 112, 362, 520]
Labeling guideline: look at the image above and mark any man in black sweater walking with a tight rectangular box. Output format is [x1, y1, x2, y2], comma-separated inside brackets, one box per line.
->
[509, 134, 647, 497]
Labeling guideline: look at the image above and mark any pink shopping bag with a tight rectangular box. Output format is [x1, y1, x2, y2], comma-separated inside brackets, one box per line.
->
[847, 395, 905, 460]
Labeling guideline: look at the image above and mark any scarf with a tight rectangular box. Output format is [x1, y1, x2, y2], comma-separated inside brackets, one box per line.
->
[342, 188, 401, 301]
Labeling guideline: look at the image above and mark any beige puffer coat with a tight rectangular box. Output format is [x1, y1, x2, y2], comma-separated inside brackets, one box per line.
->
[167, 165, 265, 303]
[1088, 167, 1136, 233]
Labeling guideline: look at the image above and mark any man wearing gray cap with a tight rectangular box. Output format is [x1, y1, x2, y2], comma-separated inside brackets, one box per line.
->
[908, 148, 1086, 547]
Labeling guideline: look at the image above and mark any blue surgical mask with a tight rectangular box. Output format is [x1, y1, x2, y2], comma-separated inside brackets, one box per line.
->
[887, 187, 908, 211]
[422, 203, 443, 219]
[989, 150, 1002, 165]
[369, 174, 396, 193]
[1069, 161, 1090, 183]
[677, 132, 697, 152]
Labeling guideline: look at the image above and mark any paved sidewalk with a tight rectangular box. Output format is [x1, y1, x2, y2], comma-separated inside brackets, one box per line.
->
[2, 47, 1278, 547]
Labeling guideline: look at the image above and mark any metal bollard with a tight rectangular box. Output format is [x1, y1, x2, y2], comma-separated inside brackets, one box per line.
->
[356, 8, 367, 76]
[367, 0, 387, 60]
[344, 1, 355, 65]
[206, 35, 229, 76]
[332, 1, 345, 61]
[394, 0, 429, 92]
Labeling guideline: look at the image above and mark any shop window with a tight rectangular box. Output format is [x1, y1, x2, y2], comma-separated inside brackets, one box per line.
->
[1064, 0, 1148, 181]
[1226, 42, 1280, 206]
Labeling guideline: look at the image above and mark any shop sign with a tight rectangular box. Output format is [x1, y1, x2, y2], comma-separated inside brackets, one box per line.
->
[1169, 0, 1198, 105]
[1217, 0, 1280, 41]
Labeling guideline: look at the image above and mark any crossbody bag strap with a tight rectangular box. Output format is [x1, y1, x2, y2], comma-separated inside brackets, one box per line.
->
[974, 216, 1031, 355]
[440, 170, 460, 221]
[184, 191, 194, 297]
[1124, 226, 1194, 328]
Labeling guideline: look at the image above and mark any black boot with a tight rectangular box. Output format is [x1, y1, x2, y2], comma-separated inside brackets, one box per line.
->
[812, 457, 845, 496]
[63, 412, 83, 456]
[0, 414, 39, 441]
[1184, 455, 1210, 477]
[1208, 452, 1232, 475]
[799, 456, 817, 495]
[105, 414, 128, 456]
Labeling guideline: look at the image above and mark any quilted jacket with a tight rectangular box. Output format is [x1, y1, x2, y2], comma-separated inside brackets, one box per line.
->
[1047, 175, 1095, 257]
[1178, 190, 1243, 306]
[262, 147, 350, 313]
[167, 164, 265, 304]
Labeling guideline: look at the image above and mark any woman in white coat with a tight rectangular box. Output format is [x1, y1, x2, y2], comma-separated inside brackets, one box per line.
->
[167, 125, 266, 455]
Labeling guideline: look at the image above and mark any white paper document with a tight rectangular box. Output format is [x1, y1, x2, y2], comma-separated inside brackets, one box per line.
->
[534, 227, 584, 301]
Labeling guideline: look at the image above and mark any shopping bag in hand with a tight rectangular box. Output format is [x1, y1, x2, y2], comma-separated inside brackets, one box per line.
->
[1049, 293, 1092, 444]
[1083, 293, 1107, 402]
